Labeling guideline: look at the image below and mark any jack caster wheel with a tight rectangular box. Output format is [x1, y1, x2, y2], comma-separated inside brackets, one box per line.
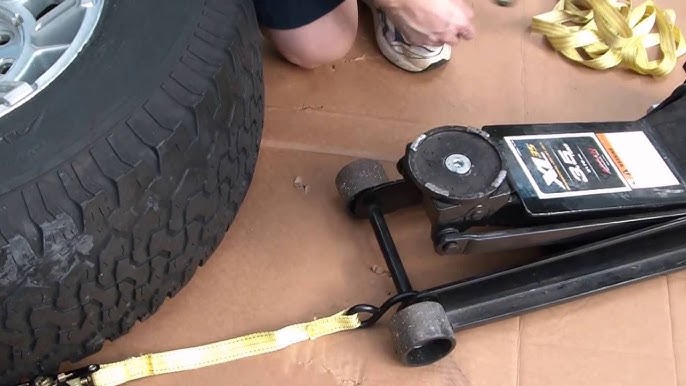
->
[335, 159, 389, 205]
[389, 301, 456, 366]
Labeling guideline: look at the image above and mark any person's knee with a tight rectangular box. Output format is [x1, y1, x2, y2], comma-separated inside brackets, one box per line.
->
[267, 0, 358, 69]
[279, 32, 356, 69]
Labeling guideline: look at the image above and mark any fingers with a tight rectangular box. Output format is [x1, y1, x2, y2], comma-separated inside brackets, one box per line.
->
[392, 0, 476, 47]
[459, 24, 476, 40]
[406, 29, 471, 47]
[433, 25, 473, 46]
[408, 21, 475, 46]
[438, 7, 476, 45]
[402, 30, 442, 46]
[440, 33, 462, 45]
[452, 0, 476, 41]
[454, 7, 476, 40]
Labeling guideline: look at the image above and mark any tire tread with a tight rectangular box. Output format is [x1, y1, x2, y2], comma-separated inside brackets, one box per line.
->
[0, 0, 263, 383]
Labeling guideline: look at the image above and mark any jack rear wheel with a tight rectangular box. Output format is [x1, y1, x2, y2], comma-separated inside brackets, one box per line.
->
[335, 159, 389, 205]
[389, 301, 456, 366]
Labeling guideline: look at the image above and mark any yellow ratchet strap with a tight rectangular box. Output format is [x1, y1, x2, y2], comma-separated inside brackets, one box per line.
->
[89, 310, 361, 386]
[531, 0, 686, 76]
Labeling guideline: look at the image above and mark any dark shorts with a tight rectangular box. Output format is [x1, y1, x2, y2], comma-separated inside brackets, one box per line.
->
[254, 0, 346, 30]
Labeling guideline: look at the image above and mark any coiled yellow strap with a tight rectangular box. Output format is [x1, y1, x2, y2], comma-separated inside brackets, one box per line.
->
[90, 310, 361, 386]
[532, 0, 686, 76]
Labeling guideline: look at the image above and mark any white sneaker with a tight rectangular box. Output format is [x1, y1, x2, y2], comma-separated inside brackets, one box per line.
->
[368, 7, 452, 72]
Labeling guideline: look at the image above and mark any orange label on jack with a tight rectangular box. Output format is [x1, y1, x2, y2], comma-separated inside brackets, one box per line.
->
[596, 133, 634, 185]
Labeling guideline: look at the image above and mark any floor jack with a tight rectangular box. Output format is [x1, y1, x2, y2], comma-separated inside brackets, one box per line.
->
[335, 72, 686, 367]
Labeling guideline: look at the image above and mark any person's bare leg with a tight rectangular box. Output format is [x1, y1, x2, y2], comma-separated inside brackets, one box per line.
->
[264, 0, 358, 69]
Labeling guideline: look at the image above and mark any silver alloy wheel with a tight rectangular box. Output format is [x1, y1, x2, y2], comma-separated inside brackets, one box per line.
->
[0, 0, 104, 118]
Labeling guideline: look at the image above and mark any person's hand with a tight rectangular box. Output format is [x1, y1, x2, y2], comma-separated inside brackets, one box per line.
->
[373, 0, 475, 46]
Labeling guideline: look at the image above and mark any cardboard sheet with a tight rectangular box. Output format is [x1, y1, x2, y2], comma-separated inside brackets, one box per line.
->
[80, 1, 686, 384]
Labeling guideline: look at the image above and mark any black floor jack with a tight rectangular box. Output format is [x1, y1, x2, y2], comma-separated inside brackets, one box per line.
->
[335, 67, 686, 367]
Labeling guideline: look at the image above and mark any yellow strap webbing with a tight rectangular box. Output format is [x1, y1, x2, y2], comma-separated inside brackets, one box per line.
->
[531, 0, 686, 76]
[90, 310, 361, 386]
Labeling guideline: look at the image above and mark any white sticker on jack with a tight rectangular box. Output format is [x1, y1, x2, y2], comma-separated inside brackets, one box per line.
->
[596, 131, 679, 189]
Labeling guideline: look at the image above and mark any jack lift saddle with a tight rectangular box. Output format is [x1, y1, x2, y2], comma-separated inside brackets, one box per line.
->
[335, 67, 686, 367]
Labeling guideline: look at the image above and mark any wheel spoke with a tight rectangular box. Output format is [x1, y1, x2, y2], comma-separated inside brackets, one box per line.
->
[13, 43, 68, 82]
[32, 0, 83, 47]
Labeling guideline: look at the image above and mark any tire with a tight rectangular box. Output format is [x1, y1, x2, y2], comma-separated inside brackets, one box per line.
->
[0, 0, 264, 384]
